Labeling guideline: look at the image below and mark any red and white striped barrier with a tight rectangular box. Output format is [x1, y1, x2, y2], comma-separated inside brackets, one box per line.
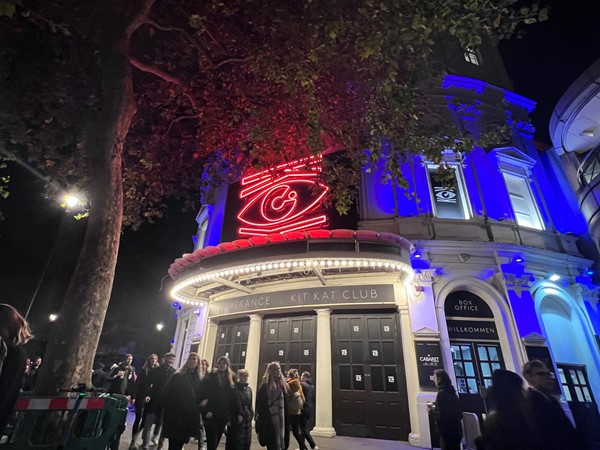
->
[13, 397, 107, 411]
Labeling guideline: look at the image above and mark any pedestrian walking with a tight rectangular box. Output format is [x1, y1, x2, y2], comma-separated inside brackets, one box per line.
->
[285, 369, 307, 450]
[141, 352, 176, 450]
[0, 304, 32, 433]
[225, 369, 254, 450]
[199, 355, 240, 450]
[299, 371, 318, 450]
[255, 361, 288, 450]
[129, 353, 159, 449]
[427, 369, 462, 450]
[478, 369, 539, 450]
[91, 361, 107, 389]
[161, 352, 202, 450]
[22, 356, 42, 391]
[522, 360, 585, 450]
[107, 354, 136, 397]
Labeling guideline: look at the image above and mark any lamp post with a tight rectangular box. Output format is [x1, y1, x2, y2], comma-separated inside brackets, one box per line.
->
[24, 192, 86, 319]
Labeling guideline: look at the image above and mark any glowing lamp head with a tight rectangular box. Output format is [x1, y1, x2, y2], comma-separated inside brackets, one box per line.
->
[49, 313, 58, 322]
[156, 323, 164, 332]
[548, 274, 560, 282]
[585, 268, 595, 276]
[512, 255, 523, 263]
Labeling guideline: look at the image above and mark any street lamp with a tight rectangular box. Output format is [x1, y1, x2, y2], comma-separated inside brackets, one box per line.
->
[49, 313, 58, 322]
[156, 323, 164, 332]
[24, 191, 87, 319]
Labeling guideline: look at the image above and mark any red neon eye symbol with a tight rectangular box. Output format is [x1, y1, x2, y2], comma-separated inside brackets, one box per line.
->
[265, 185, 297, 216]
[237, 157, 329, 236]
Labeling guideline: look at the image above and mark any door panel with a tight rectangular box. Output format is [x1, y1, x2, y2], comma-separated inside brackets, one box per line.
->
[260, 315, 316, 378]
[332, 313, 410, 440]
[214, 320, 249, 373]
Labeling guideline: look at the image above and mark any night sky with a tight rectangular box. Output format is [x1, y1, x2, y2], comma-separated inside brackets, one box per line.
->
[1, 0, 599, 360]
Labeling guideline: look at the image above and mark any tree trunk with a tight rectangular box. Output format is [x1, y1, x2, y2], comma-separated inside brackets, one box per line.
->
[35, 0, 155, 395]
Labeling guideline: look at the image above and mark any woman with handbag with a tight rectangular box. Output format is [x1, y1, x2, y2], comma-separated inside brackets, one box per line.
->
[255, 361, 288, 450]
[285, 369, 307, 450]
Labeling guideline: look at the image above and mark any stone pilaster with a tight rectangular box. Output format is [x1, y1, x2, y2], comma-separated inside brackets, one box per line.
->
[313, 308, 336, 437]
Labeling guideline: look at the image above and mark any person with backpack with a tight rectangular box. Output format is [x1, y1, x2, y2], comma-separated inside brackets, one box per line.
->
[285, 369, 307, 450]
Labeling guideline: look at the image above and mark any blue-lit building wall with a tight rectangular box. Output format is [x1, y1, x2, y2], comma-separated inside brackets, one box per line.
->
[183, 45, 600, 448]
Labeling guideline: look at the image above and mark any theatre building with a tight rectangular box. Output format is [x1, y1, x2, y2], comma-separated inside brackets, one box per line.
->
[166, 44, 600, 447]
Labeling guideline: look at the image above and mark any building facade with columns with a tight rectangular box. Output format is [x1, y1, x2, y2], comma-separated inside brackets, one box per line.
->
[166, 45, 600, 447]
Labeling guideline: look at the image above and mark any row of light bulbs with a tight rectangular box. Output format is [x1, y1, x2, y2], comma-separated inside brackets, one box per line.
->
[170, 257, 408, 303]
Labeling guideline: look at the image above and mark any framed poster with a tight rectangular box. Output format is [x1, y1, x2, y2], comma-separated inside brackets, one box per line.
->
[415, 341, 444, 390]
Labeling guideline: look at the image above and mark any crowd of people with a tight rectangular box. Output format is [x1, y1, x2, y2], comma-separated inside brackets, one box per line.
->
[89, 352, 319, 450]
[0, 302, 587, 450]
[429, 362, 585, 450]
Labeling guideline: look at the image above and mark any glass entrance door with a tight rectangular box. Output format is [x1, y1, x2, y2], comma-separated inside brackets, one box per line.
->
[450, 342, 504, 415]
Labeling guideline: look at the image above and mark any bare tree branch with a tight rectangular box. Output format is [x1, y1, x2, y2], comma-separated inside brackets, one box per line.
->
[162, 114, 201, 138]
[130, 57, 196, 107]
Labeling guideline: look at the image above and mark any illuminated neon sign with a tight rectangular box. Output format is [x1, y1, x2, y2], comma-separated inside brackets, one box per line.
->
[237, 156, 329, 236]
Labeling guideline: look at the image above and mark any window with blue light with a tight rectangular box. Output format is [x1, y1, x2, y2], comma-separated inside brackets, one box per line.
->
[425, 163, 471, 220]
[491, 148, 544, 231]
[503, 172, 544, 230]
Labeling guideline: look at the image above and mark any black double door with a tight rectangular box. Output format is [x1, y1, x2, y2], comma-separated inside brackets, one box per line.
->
[259, 315, 316, 378]
[214, 320, 250, 374]
[331, 312, 410, 440]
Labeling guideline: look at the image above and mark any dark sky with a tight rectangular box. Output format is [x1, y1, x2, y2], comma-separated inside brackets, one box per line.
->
[1, 0, 599, 358]
[498, 0, 600, 144]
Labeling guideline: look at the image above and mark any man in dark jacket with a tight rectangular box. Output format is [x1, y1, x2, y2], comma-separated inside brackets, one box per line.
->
[523, 360, 585, 450]
[300, 371, 319, 450]
[91, 361, 107, 389]
[107, 354, 136, 396]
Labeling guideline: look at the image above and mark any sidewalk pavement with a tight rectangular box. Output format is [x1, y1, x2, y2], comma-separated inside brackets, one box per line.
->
[119, 411, 419, 450]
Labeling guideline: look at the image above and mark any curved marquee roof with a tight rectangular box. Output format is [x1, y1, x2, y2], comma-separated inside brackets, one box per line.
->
[168, 228, 414, 279]
[168, 229, 415, 305]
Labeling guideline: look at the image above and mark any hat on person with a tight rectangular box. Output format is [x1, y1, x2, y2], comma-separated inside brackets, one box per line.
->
[216, 355, 231, 367]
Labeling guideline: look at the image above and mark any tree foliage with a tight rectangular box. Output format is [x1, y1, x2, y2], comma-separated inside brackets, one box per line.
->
[0, 0, 547, 391]
[1, 0, 547, 222]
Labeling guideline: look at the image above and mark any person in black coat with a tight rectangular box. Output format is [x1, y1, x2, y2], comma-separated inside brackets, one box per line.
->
[141, 352, 177, 450]
[199, 355, 240, 450]
[300, 371, 318, 450]
[428, 369, 462, 450]
[91, 361, 107, 389]
[0, 304, 32, 433]
[479, 369, 539, 450]
[522, 360, 585, 450]
[161, 352, 203, 450]
[129, 353, 159, 449]
[225, 369, 254, 450]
